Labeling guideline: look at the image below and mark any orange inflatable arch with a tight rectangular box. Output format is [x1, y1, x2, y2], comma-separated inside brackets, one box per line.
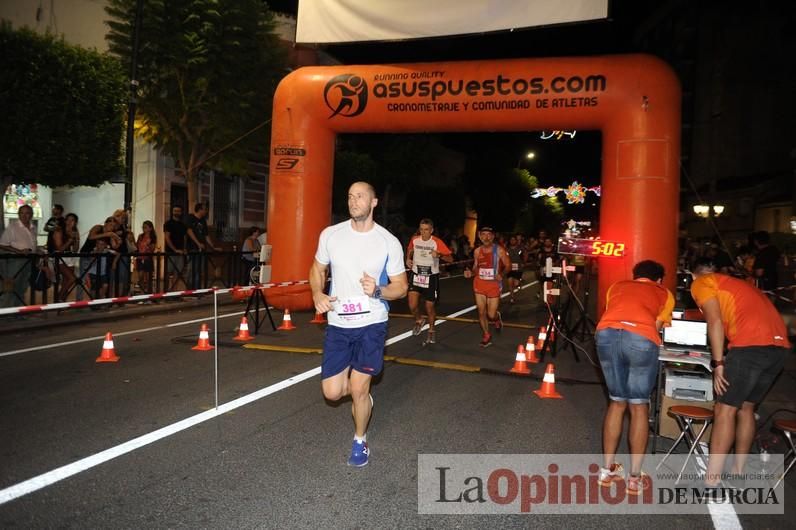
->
[267, 54, 681, 313]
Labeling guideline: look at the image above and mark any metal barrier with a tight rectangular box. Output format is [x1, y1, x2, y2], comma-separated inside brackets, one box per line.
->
[0, 250, 259, 307]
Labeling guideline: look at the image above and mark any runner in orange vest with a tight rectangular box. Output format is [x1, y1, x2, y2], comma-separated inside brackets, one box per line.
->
[463, 226, 511, 347]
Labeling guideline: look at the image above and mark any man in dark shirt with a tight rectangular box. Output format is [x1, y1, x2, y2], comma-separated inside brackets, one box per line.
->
[186, 203, 220, 288]
[43, 204, 64, 234]
[163, 205, 189, 289]
[705, 242, 734, 274]
[751, 231, 780, 291]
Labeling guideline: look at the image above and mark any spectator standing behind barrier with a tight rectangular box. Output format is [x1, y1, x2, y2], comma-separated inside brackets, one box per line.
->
[310, 181, 408, 467]
[0, 204, 37, 307]
[43, 204, 64, 234]
[49, 213, 80, 301]
[136, 221, 157, 293]
[595, 260, 674, 495]
[186, 203, 220, 289]
[750, 230, 781, 292]
[163, 206, 188, 289]
[58, 213, 80, 301]
[240, 226, 261, 285]
[690, 258, 790, 491]
[88, 238, 116, 299]
[78, 217, 122, 300]
[110, 209, 135, 296]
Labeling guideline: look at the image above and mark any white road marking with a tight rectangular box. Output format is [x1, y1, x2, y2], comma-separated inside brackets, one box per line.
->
[0, 367, 321, 505]
[707, 502, 742, 529]
[0, 280, 539, 506]
[0, 311, 247, 358]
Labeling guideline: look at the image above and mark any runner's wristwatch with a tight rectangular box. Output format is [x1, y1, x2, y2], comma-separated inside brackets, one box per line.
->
[710, 359, 725, 368]
[373, 286, 383, 299]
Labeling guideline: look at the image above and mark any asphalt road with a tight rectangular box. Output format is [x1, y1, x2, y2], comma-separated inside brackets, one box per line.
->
[0, 274, 793, 528]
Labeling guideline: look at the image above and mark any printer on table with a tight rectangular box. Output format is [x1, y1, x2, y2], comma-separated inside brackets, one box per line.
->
[664, 367, 713, 402]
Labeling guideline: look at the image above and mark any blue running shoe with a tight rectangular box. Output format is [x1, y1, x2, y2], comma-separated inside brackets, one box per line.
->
[348, 439, 369, 467]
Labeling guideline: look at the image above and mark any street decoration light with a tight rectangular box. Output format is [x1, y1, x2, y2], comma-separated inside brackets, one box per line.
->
[531, 181, 601, 204]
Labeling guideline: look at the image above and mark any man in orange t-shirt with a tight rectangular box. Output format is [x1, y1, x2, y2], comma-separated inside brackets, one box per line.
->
[690, 258, 790, 488]
[595, 260, 674, 495]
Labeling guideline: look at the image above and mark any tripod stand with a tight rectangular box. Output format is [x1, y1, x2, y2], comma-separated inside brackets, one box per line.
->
[538, 258, 583, 363]
[567, 258, 597, 340]
[244, 286, 276, 334]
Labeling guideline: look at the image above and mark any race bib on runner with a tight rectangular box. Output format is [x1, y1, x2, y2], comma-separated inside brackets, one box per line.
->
[511, 263, 519, 271]
[413, 265, 431, 288]
[478, 267, 495, 280]
[335, 295, 371, 322]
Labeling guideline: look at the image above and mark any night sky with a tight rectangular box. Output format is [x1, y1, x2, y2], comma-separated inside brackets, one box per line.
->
[266, 0, 659, 228]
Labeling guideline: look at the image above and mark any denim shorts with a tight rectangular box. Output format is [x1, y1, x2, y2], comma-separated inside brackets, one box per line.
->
[322, 321, 388, 379]
[596, 328, 659, 404]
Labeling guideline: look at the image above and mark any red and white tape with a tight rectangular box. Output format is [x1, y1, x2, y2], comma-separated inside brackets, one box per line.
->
[0, 280, 310, 316]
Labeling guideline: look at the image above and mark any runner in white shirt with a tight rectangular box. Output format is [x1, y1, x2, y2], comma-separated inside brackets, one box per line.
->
[310, 181, 408, 467]
[406, 218, 453, 344]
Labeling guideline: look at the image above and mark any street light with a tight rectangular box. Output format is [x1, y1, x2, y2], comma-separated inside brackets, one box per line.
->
[517, 151, 536, 168]
[693, 204, 724, 218]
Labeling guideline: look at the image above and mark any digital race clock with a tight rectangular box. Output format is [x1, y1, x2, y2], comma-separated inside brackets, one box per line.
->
[557, 238, 626, 258]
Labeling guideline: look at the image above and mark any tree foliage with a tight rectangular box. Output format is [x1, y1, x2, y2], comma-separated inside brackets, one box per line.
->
[0, 23, 127, 190]
[332, 134, 453, 226]
[105, 0, 288, 205]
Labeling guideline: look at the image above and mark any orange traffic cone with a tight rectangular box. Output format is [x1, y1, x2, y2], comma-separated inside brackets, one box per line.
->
[510, 344, 531, 374]
[525, 341, 540, 363]
[96, 332, 120, 363]
[192, 323, 214, 350]
[536, 326, 548, 351]
[277, 309, 296, 330]
[533, 363, 563, 399]
[233, 316, 254, 341]
[310, 311, 326, 324]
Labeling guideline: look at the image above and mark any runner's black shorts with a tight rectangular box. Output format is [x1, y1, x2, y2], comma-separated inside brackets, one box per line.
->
[408, 271, 440, 302]
[506, 270, 523, 280]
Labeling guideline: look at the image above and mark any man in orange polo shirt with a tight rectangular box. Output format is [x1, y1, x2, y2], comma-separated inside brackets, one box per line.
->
[690, 258, 790, 488]
[595, 260, 674, 495]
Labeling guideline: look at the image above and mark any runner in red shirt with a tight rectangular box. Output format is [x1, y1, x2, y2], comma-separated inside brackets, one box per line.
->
[464, 226, 511, 347]
[406, 218, 453, 344]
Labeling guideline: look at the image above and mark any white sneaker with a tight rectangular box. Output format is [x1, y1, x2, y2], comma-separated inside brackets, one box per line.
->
[598, 462, 626, 487]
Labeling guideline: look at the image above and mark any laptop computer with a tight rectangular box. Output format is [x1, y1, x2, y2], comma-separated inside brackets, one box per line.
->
[662, 319, 710, 353]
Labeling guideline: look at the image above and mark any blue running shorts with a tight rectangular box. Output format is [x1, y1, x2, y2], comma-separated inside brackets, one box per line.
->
[322, 321, 389, 379]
